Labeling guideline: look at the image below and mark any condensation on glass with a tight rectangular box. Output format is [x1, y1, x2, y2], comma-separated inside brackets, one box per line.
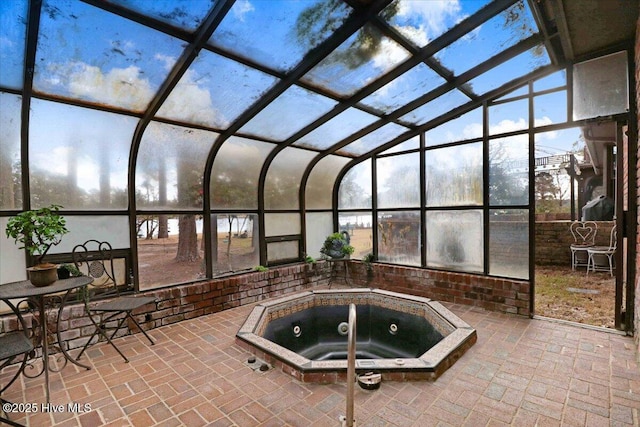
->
[306, 156, 351, 210]
[211, 136, 274, 210]
[294, 108, 379, 151]
[136, 122, 216, 209]
[489, 136, 529, 206]
[0, 93, 22, 210]
[264, 147, 317, 210]
[338, 123, 410, 157]
[425, 142, 483, 207]
[106, 0, 215, 31]
[305, 212, 334, 258]
[265, 213, 301, 237]
[211, 213, 259, 275]
[53, 216, 130, 253]
[29, 99, 136, 210]
[573, 51, 629, 121]
[338, 160, 372, 210]
[377, 153, 420, 208]
[267, 240, 299, 263]
[489, 209, 529, 279]
[426, 210, 483, 273]
[377, 211, 421, 266]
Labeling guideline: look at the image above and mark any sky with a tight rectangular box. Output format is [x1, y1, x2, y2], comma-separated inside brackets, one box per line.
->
[0, 0, 582, 203]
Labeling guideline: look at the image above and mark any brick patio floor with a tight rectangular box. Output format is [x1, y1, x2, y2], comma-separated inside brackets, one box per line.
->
[1, 301, 638, 426]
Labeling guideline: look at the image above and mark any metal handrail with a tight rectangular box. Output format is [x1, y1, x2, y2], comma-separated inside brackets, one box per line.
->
[346, 303, 356, 427]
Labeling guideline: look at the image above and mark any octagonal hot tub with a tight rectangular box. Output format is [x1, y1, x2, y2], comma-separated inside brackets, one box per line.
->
[236, 288, 476, 383]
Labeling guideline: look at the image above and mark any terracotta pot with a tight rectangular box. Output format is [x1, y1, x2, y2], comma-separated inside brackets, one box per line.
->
[27, 264, 58, 287]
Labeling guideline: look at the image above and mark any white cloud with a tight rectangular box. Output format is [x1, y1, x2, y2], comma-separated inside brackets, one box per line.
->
[396, 0, 462, 40]
[233, 0, 255, 22]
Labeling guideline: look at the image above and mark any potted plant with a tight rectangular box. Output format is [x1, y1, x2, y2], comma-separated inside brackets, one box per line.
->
[5, 204, 69, 286]
[320, 231, 355, 259]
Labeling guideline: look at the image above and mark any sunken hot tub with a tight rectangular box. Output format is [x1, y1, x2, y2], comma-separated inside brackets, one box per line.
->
[236, 288, 476, 383]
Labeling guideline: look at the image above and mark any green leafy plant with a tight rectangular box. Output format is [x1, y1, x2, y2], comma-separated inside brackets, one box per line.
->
[320, 232, 355, 259]
[5, 205, 69, 265]
[304, 255, 316, 264]
[253, 265, 269, 272]
[59, 263, 82, 277]
[362, 253, 375, 271]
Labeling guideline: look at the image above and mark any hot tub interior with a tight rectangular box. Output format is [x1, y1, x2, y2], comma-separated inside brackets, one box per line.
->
[236, 288, 477, 383]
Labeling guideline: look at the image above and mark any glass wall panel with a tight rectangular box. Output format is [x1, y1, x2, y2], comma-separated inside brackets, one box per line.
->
[425, 143, 482, 206]
[377, 153, 420, 208]
[306, 156, 351, 210]
[573, 51, 629, 120]
[267, 241, 298, 263]
[305, 212, 333, 258]
[377, 211, 420, 266]
[157, 51, 278, 129]
[533, 70, 565, 92]
[426, 210, 483, 273]
[338, 212, 373, 259]
[136, 122, 216, 209]
[265, 213, 300, 237]
[53, 216, 130, 254]
[0, 93, 22, 209]
[211, 214, 259, 274]
[295, 108, 379, 151]
[489, 99, 529, 135]
[381, 0, 489, 48]
[489, 136, 529, 206]
[338, 123, 410, 156]
[467, 46, 551, 96]
[211, 136, 274, 209]
[239, 85, 337, 141]
[0, 217, 28, 283]
[29, 99, 135, 209]
[426, 108, 483, 146]
[209, 0, 350, 73]
[534, 91, 567, 125]
[338, 160, 371, 209]
[380, 135, 419, 155]
[489, 209, 529, 279]
[34, 0, 185, 112]
[359, 63, 445, 114]
[400, 89, 470, 126]
[301, 24, 410, 97]
[264, 147, 317, 210]
[0, 0, 28, 89]
[137, 214, 205, 290]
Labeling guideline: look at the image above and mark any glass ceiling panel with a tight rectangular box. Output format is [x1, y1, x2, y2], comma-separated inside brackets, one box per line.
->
[467, 45, 551, 96]
[156, 50, 278, 129]
[209, 0, 351, 73]
[211, 136, 274, 210]
[300, 23, 411, 97]
[337, 123, 410, 156]
[435, 0, 538, 76]
[106, 0, 215, 32]
[382, 0, 490, 48]
[426, 107, 482, 146]
[359, 63, 445, 114]
[399, 89, 470, 126]
[306, 155, 351, 210]
[493, 84, 528, 102]
[0, 0, 28, 89]
[380, 135, 419, 155]
[239, 85, 338, 141]
[264, 147, 317, 210]
[293, 108, 379, 151]
[33, 0, 185, 112]
[136, 122, 216, 209]
[29, 99, 136, 210]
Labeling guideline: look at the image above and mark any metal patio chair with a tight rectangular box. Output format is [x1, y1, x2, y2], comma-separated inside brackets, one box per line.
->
[587, 224, 617, 276]
[569, 221, 597, 270]
[1, 301, 34, 427]
[72, 240, 156, 363]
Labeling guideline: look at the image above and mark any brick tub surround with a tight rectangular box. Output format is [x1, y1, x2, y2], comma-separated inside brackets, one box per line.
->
[1, 261, 530, 353]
